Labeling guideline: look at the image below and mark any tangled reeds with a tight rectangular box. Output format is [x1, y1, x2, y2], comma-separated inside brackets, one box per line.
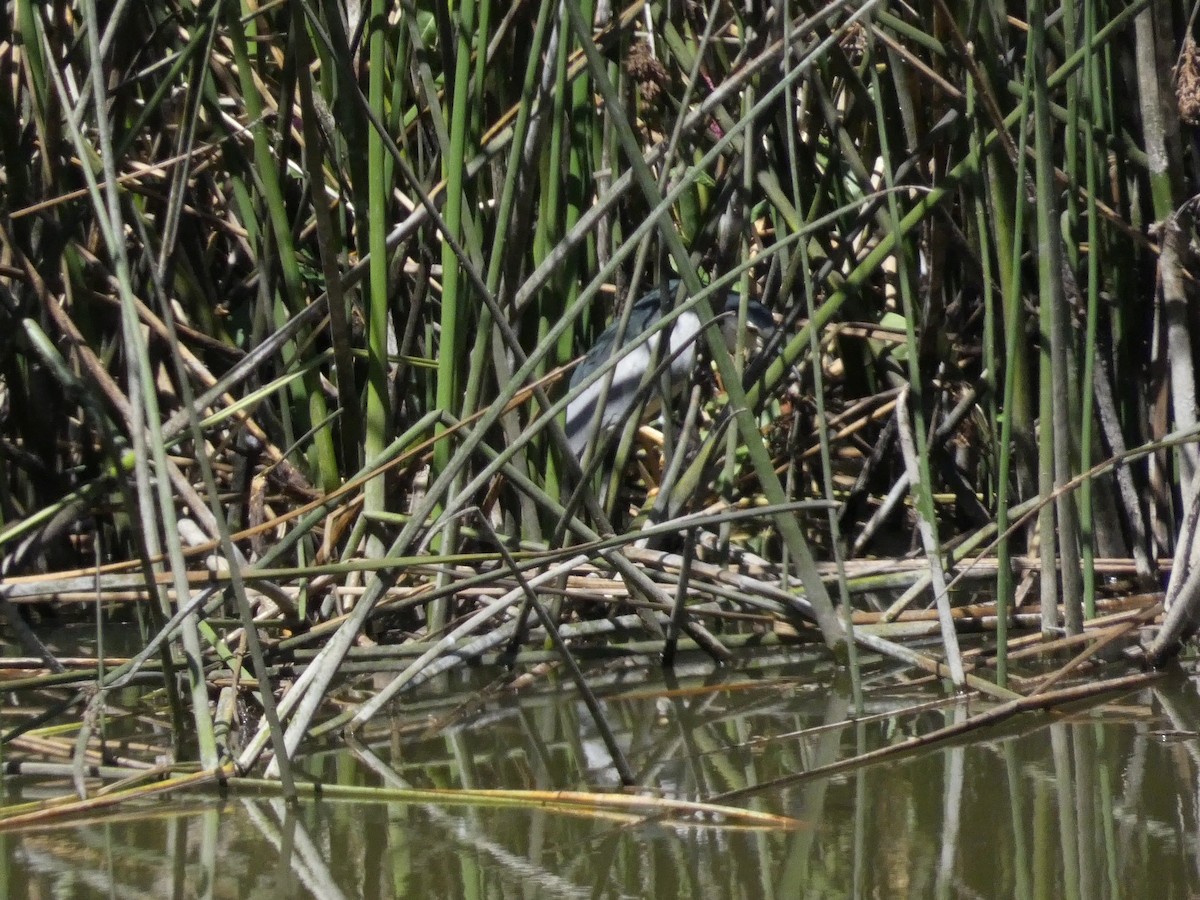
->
[2, 0, 1200, 826]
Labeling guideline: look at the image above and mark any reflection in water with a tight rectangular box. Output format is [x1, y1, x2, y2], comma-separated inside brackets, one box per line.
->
[5, 659, 1200, 898]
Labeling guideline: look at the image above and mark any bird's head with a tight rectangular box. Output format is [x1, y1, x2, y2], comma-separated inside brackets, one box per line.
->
[716, 295, 778, 354]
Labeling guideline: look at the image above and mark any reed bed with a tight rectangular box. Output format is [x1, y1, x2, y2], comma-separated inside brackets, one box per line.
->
[2, 0, 1199, 825]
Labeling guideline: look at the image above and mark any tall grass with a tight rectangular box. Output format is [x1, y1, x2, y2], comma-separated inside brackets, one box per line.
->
[0, 0, 1195, 778]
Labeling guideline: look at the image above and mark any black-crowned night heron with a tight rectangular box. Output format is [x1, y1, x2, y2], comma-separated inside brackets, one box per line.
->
[565, 284, 777, 458]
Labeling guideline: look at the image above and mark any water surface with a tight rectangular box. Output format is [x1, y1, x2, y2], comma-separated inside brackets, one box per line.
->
[5, 647, 1200, 898]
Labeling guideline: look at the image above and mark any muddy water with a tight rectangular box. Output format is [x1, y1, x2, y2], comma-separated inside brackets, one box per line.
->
[4, 646, 1200, 898]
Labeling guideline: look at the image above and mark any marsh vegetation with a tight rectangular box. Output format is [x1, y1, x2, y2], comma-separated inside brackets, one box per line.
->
[1, 0, 1198, 842]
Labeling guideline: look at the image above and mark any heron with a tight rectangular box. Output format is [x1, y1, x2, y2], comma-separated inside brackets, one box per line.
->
[565, 284, 777, 459]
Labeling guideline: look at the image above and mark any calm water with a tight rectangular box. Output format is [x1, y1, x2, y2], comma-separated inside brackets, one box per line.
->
[5, 644, 1200, 898]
